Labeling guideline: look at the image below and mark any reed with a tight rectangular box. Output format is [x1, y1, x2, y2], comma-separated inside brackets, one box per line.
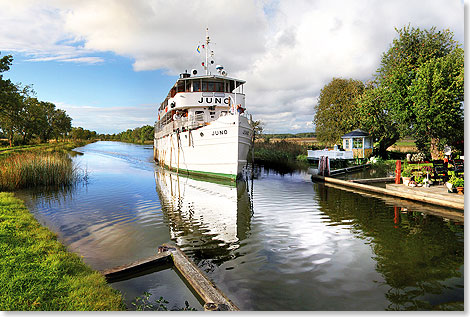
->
[253, 140, 309, 172]
[0, 152, 81, 191]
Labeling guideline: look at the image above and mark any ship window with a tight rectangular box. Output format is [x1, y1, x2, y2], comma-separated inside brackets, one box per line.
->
[195, 110, 205, 121]
[170, 88, 176, 98]
[177, 82, 184, 93]
[210, 111, 216, 119]
[193, 81, 200, 92]
[215, 82, 223, 92]
[228, 81, 235, 92]
[202, 82, 208, 91]
[185, 81, 191, 92]
[207, 82, 215, 92]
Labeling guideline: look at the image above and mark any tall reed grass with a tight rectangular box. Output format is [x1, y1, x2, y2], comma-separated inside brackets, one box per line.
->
[0, 152, 82, 191]
[253, 140, 309, 172]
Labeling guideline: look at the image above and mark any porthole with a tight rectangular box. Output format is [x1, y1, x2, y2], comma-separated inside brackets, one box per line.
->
[200, 132, 204, 137]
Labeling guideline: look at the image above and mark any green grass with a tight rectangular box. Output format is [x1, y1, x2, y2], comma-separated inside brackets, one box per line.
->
[0, 192, 125, 310]
[0, 141, 90, 158]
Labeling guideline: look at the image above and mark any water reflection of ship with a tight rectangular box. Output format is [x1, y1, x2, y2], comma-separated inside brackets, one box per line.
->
[154, 167, 252, 260]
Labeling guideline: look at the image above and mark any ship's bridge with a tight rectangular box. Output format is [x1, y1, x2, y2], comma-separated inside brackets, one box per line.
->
[158, 74, 245, 112]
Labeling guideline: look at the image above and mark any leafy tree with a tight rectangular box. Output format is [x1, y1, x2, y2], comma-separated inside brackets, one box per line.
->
[51, 109, 72, 142]
[409, 48, 464, 157]
[0, 81, 23, 146]
[0, 53, 13, 75]
[356, 82, 400, 158]
[314, 78, 364, 145]
[376, 25, 462, 158]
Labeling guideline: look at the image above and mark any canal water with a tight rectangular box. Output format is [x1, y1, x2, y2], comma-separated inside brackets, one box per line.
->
[16, 141, 464, 310]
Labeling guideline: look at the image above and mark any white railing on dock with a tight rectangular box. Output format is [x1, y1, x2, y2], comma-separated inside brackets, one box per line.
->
[307, 150, 354, 160]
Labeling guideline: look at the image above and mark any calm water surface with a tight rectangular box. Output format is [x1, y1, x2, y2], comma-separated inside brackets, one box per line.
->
[16, 141, 464, 310]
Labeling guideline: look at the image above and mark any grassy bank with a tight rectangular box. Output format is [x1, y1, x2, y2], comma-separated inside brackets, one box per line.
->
[0, 192, 124, 310]
[0, 140, 91, 158]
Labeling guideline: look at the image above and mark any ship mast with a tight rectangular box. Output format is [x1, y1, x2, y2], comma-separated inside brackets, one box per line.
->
[205, 28, 210, 75]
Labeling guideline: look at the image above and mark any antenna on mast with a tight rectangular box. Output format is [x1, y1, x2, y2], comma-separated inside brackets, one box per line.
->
[205, 27, 210, 75]
[198, 28, 218, 75]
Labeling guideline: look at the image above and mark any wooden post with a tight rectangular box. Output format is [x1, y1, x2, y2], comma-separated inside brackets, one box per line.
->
[395, 160, 401, 184]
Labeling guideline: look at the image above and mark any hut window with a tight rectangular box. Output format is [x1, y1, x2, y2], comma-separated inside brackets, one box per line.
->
[353, 138, 363, 149]
[344, 139, 350, 149]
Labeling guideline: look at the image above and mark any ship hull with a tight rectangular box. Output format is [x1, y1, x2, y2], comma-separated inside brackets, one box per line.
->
[154, 114, 252, 180]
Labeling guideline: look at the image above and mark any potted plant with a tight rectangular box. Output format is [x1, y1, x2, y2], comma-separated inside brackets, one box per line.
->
[448, 174, 464, 194]
[414, 175, 424, 187]
[401, 167, 412, 186]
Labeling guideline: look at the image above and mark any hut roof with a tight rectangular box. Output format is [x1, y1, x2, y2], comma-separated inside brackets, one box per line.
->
[341, 129, 370, 138]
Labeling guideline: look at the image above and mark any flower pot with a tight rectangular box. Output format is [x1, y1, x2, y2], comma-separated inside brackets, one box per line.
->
[402, 177, 411, 186]
[456, 187, 464, 195]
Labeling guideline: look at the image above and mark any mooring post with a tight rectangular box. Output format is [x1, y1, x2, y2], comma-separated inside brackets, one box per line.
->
[395, 160, 401, 184]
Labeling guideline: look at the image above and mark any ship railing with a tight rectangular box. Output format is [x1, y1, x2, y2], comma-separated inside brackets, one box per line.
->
[155, 117, 205, 139]
[155, 111, 252, 139]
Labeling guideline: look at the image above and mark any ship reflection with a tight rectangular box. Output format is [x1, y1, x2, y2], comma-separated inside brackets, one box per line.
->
[154, 168, 253, 266]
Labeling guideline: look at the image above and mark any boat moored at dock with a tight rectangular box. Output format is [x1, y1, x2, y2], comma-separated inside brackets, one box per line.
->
[154, 29, 253, 180]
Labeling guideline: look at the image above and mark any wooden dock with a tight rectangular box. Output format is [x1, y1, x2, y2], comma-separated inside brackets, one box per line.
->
[312, 175, 464, 214]
[101, 244, 239, 311]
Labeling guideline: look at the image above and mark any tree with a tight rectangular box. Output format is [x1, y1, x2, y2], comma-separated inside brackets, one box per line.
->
[409, 48, 464, 158]
[0, 53, 13, 75]
[356, 82, 400, 158]
[376, 25, 462, 158]
[0, 81, 23, 146]
[314, 78, 364, 145]
[51, 109, 72, 142]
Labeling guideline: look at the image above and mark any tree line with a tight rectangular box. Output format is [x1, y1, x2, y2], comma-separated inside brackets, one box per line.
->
[0, 54, 105, 146]
[100, 125, 154, 144]
[314, 25, 464, 159]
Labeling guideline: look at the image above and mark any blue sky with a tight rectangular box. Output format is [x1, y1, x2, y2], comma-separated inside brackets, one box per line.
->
[0, 0, 464, 134]
[3, 51, 176, 133]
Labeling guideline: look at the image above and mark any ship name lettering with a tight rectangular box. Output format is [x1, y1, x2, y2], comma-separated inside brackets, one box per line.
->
[212, 130, 228, 136]
[197, 97, 231, 104]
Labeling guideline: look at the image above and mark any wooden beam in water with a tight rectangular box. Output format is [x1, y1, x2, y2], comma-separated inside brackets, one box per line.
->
[101, 245, 239, 311]
[101, 251, 173, 282]
[161, 244, 239, 311]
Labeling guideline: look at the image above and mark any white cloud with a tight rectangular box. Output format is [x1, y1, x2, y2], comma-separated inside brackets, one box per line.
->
[0, 0, 464, 133]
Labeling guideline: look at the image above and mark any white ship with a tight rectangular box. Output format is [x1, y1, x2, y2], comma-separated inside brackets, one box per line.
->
[153, 29, 253, 180]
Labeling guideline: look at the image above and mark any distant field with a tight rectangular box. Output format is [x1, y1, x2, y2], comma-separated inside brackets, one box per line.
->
[269, 137, 318, 145]
[387, 138, 418, 153]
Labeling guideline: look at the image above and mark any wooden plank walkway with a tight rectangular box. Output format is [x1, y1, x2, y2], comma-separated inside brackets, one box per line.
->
[101, 244, 239, 311]
[312, 175, 464, 212]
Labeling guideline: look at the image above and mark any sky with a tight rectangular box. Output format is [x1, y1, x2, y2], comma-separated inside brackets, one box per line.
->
[0, 0, 464, 134]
